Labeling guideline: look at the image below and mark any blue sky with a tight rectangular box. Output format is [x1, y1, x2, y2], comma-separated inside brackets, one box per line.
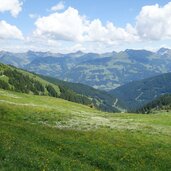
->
[1, 0, 171, 53]
[2, 0, 170, 33]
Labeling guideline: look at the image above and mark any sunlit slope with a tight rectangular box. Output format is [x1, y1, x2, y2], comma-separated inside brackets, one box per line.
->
[0, 63, 123, 112]
[0, 63, 60, 95]
[0, 89, 171, 170]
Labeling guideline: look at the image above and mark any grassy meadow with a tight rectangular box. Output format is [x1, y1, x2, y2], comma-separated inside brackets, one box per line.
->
[0, 88, 171, 170]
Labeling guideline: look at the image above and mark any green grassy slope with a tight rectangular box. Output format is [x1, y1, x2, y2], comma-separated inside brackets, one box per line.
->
[0, 89, 171, 170]
[0, 63, 60, 95]
[40, 75, 125, 112]
[0, 63, 94, 108]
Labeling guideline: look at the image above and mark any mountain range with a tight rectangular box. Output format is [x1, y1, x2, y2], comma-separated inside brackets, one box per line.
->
[1, 48, 171, 91]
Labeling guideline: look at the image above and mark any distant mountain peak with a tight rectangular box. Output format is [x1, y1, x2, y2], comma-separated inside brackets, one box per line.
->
[124, 49, 153, 60]
[68, 50, 85, 58]
[125, 49, 152, 53]
[75, 50, 84, 54]
[157, 47, 170, 55]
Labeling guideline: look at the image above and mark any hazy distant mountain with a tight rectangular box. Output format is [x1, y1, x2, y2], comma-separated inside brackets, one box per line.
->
[156, 48, 171, 56]
[1, 48, 171, 90]
[0, 51, 64, 67]
[0, 51, 29, 67]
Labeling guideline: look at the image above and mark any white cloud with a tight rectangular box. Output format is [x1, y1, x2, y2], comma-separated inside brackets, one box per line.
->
[2, 2, 171, 53]
[34, 7, 137, 45]
[66, 43, 86, 52]
[34, 7, 87, 42]
[0, 20, 23, 40]
[0, 0, 23, 17]
[86, 20, 138, 43]
[51, 1, 65, 11]
[136, 2, 171, 40]
[34, 2, 171, 49]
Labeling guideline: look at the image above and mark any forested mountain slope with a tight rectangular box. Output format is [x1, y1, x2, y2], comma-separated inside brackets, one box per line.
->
[110, 73, 171, 111]
[137, 94, 171, 113]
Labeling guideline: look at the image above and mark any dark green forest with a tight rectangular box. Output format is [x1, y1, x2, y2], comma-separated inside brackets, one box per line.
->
[137, 94, 171, 113]
[40, 75, 122, 112]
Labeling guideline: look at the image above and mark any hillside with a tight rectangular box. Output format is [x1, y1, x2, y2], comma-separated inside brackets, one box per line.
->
[110, 73, 171, 111]
[40, 75, 125, 112]
[0, 88, 171, 170]
[0, 63, 122, 112]
[0, 63, 60, 96]
[137, 94, 171, 113]
[1, 48, 171, 91]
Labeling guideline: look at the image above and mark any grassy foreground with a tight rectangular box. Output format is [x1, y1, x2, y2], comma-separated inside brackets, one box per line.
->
[0, 89, 171, 170]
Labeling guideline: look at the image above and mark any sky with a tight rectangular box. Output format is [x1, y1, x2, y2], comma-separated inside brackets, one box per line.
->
[1, 0, 171, 53]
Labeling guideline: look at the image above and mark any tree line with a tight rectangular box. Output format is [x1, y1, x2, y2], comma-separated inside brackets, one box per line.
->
[0, 68, 92, 106]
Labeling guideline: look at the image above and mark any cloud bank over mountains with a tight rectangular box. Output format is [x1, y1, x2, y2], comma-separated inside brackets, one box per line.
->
[34, 7, 138, 44]
[1, 1, 171, 52]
